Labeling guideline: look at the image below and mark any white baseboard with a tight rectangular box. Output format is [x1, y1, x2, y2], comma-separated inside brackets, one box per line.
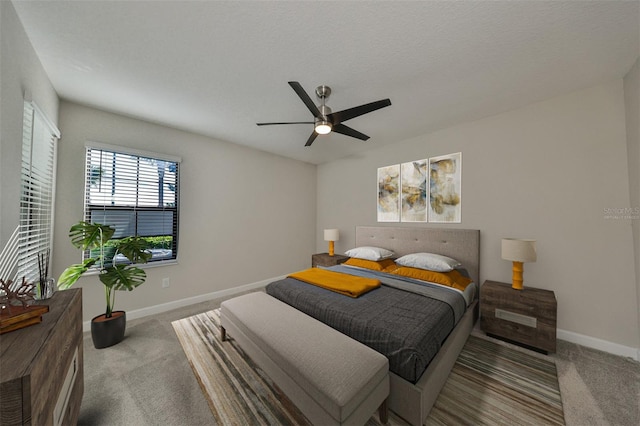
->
[557, 328, 640, 362]
[82, 275, 285, 332]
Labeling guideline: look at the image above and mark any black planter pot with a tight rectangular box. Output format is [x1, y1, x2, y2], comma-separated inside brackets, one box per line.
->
[91, 311, 126, 349]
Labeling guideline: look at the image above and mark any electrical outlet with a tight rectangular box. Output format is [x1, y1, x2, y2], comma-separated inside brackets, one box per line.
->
[162, 278, 170, 288]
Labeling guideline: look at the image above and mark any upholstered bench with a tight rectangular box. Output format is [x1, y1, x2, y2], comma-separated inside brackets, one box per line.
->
[220, 291, 390, 425]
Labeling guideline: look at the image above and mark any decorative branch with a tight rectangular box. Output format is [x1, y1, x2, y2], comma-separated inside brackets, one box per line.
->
[0, 277, 35, 308]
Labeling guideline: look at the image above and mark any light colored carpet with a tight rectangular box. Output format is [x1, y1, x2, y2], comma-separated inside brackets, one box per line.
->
[172, 309, 564, 425]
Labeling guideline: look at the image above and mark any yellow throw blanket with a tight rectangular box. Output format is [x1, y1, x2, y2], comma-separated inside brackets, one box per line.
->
[288, 268, 381, 298]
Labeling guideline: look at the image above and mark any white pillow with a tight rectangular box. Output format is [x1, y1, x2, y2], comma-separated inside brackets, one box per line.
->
[345, 246, 395, 261]
[395, 252, 461, 272]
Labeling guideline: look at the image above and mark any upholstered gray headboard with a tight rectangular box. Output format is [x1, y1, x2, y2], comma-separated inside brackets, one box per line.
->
[355, 226, 480, 285]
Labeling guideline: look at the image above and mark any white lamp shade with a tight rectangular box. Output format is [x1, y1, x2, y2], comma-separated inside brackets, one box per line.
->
[502, 238, 537, 263]
[324, 229, 339, 241]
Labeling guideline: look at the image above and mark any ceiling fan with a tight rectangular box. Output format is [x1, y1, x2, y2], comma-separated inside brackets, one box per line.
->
[257, 82, 391, 147]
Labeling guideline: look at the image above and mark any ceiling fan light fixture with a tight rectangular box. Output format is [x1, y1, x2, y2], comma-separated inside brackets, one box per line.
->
[315, 121, 332, 135]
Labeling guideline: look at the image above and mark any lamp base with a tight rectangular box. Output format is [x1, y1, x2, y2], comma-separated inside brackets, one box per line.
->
[511, 261, 524, 290]
[328, 241, 335, 256]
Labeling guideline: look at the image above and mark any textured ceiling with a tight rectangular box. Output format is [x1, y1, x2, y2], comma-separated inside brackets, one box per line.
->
[12, 1, 640, 165]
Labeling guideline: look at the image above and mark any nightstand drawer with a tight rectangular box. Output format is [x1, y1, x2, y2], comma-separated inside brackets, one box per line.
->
[480, 280, 557, 353]
[487, 309, 537, 338]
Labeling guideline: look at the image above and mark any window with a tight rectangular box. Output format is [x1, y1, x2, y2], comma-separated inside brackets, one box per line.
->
[15, 101, 59, 284]
[83, 143, 180, 265]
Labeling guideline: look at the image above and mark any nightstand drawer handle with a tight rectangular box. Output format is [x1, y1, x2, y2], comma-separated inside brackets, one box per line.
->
[495, 308, 537, 328]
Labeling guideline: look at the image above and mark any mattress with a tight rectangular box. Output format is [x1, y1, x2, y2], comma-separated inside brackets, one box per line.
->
[266, 265, 471, 383]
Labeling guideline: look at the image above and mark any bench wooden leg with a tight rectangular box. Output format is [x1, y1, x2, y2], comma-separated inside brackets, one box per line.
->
[378, 398, 388, 424]
[220, 325, 227, 342]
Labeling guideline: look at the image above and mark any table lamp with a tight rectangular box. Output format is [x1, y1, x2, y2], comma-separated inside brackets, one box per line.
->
[324, 229, 339, 256]
[501, 238, 537, 290]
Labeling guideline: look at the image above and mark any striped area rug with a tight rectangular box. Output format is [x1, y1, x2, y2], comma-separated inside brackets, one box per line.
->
[427, 336, 564, 425]
[172, 309, 564, 425]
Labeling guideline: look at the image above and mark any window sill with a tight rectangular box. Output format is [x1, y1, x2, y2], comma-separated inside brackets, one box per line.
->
[140, 260, 178, 269]
[81, 260, 178, 276]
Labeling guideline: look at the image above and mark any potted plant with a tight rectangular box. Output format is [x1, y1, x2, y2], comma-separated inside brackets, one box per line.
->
[58, 221, 151, 349]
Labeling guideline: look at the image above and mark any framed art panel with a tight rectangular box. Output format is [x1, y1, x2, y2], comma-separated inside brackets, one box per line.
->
[400, 160, 427, 222]
[429, 152, 462, 223]
[377, 164, 400, 222]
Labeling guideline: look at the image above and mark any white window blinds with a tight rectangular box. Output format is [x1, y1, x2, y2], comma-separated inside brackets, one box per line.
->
[83, 144, 180, 264]
[17, 101, 59, 284]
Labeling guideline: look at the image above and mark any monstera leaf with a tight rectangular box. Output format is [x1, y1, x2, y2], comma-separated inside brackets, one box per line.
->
[117, 236, 152, 264]
[69, 221, 115, 251]
[57, 258, 98, 290]
[99, 265, 147, 292]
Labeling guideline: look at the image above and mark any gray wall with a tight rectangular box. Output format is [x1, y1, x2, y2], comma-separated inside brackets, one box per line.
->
[53, 102, 316, 322]
[624, 57, 640, 353]
[317, 79, 639, 352]
[0, 1, 58, 248]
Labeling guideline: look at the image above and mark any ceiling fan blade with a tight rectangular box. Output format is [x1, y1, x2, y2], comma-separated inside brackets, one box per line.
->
[288, 81, 323, 119]
[257, 122, 314, 126]
[327, 99, 391, 124]
[305, 131, 319, 147]
[333, 124, 370, 141]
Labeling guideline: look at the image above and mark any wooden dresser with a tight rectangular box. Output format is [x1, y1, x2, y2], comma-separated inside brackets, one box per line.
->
[0, 288, 83, 425]
[480, 280, 557, 353]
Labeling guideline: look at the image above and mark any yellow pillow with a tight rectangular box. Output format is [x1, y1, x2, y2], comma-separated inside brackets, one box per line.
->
[391, 267, 472, 291]
[344, 257, 398, 273]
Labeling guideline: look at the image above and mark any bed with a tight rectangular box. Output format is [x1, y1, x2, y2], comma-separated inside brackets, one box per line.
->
[266, 226, 480, 426]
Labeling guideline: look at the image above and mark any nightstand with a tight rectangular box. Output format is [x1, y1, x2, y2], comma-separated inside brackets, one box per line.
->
[480, 280, 557, 353]
[311, 253, 349, 268]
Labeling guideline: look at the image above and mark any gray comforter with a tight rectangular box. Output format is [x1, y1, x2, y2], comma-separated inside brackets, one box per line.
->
[265, 265, 467, 383]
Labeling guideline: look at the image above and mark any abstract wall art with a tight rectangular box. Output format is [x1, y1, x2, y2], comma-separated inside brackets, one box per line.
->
[377, 164, 400, 222]
[428, 152, 462, 223]
[400, 160, 427, 222]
